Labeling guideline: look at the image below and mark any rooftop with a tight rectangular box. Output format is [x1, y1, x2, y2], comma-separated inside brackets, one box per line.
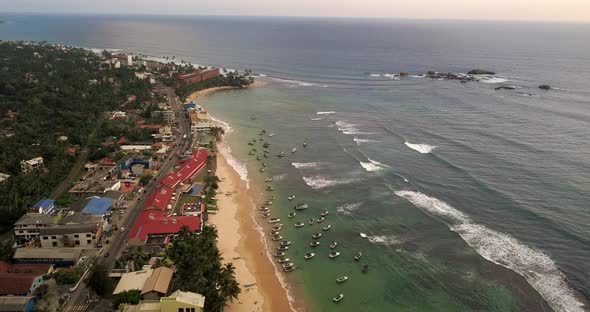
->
[40, 224, 95, 236]
[141, 266, 173, 295]
[82, 197, 113, 215]
[0, 261, 52, 275]
[113, 269, 153, 295]
[0, 296, 34, 312]
[14, 248, 83, 261]
[0, 274, 38, 295]
[59, 212, 103, 225]
[128, 211, 200, 242]
[14, 213, 55, 226]
[166, 290, 206, 308]
[143, 185, 173, 211]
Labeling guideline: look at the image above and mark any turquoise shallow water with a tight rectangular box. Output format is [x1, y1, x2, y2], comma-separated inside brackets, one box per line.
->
[2, 14, 590, 312]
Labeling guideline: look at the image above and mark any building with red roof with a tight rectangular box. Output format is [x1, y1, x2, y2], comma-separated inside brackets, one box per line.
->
[0, 261, 53, 296]
[143, 185, 173, 211]
[127, 211, 200, 244]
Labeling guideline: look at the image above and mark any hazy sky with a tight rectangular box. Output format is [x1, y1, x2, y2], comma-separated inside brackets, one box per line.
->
[2, 0, 590, 22]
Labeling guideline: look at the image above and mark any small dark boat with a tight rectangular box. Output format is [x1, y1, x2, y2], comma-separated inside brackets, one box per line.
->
[259, 167, 265, 172]
[329, 251, 340, 259]
[287, 195, 296, 201]
[288, 212, 296, 218]
[282, 262, 294, 269]
[278, 245, 289, 251]
[310, 241, 320, 247]
[272, 224, 283, 229]
[321, 211, 329, 217]
[330, 242, 338, 249]
[304, 253, 315, 260]
[277, 152, 285, 157]
[294, 222, 305, 228]
[354, 252, 362, 261]
[277, 257, 290, 263]
[333, 294, 344, 303]
[280, 240, 291, 246]
[362, 264, 369, 273]
[269, 218, 281, 223]
[283, 265, 295, 272]
[266, 186, 274, 191]
[272, 235, 283, 241]
[316, 217, 325, 223]
[322, 225, 331, 231]
[309, 218, 315, 225]
[295, 203, 308, 210]
[257, 157, 262, 161]
[312, 232, 322, 239]
[274, 251, 285, 258]
[336, 276, 348, 283]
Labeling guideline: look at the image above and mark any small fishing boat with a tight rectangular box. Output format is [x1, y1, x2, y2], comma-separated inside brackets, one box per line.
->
[354, 252, 362, 261]
[287, 195, 296, 201]
[263, 142, 270, 148]
[295, 203, 308, 210]
[304, 253, 315, 260]
[263, 149, 270, 153]
[303, 141, 308, 147]
[248, 141, 255, 146]
[257, 156, 262, 161]
[269, 218, 281, 223]
[282, 262, 294, 269]
[266, 186, 274, 191]
[277, 152, 285, 157]
[277, 257, 290, 263]
[264, 178, 273, 182]
[250, 115, 258, 120]
[336, 276, 348, 283]
[333, 294, 344, 303]
[262, 162, 267, 167]
[270, 195, 275, 199]
[280, 240, 291, 246]
[288, 212, 296, 218]
[310, 241, 320, 247]
[273, 226, 283, 232]
[274, 251, 285, 258]
[312, 233, 322, 239]
[272, 224, 283, 230]
[277, 246, 289, 251]
[265, 200, 273, 205]
[291, 147, 297, 153]
[271, 230, 281, 236]
[248, 151, 255, 155]
[272, 235, 283, 241]
[330, 242, 338, 249]
[316, 217, 325, 223]
[362, 264, 369, 273]
[329, 251, 340, 259]
[260, 208, 269, 213]
[268, 133, 276, 137]
[259, 167, 265, 172]
[259, 206, 269, 210]
[294, 222, 305, 228]
[321, 211, 329, 217]
[263, 154, 269, 158]
[284, 265, 295, 272]
[309, 218, 315, 225]
[261, 213, 270, 218]
[322, 225, 331, 231]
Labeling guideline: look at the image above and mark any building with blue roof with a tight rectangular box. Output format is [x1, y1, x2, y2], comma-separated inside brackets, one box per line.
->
[81, 197, 113, 215]
[32, 199, 55, 214]
[183, 101, 197, 111]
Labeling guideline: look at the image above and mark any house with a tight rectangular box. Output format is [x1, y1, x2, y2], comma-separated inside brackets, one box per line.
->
[0, 173, 10, 183]
[32, 199, 55, 214]
[111, 111, 127, 120]
[113, 267, 173, 299]
[20, 157, 44, 174]
[14, 248, 83, 267]
[0, 296, 35, 312]
[13, 213, 55, 245]
[122, 290, 205, 312]
[5, 110, 19, 122]
[81, 197, 113, 216]
[0, 262, 53, 296]
[39, 224, 96, 248]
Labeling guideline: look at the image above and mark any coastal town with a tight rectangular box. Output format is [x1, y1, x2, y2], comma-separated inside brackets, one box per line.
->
[0, 41, 256, 312]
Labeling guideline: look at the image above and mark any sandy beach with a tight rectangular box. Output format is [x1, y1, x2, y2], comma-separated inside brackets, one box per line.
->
[197, 84, 292, 312]
[185, 81, 267, 102]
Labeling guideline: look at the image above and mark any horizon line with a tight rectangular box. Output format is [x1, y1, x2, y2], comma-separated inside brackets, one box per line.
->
[1, 11, 589, 24]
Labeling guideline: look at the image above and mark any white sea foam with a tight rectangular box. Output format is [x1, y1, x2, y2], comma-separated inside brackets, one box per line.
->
[291, 162, 320, 169]
[404, 141, 436, 154]
[359, 158, 388, 172]
[218, 143, 250, 189]
[257, 73, 268, 77]
[270, 77, 315, 87]
[353, 138, 379, 145]
[310, 117, 323, 121]
[316, 111, 336, 115]
[478, 76, 509, 84]
[336, 202, 362, 215]
[303, 176, 358, 190]
[335, 120, 370, 135]
[210, 115, 234, 134]
[394, 190, 586, 312]
[368, 235, 401, 246]
[411, 74, 426, 78]
[369, 73, 382, 77]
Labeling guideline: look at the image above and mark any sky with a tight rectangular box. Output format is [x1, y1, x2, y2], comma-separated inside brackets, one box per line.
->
[2, 0, 590, 22]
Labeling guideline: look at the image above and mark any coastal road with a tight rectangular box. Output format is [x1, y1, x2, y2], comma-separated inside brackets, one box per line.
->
[62, 87, 192, 312]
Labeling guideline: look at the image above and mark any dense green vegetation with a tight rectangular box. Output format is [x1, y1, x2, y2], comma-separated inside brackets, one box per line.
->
[0, 42, 150, 232]
[113, 289, 141, 308]
[167, 226, 240, 312]
[175, 71, 254, 101]
[49, 268, 82, 285]
[87, 262, 113, 296]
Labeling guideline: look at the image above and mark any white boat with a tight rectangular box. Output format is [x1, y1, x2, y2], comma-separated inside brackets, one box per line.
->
[269, 218, 281, 223]
[271, 230, 281, 236]
[336, 276, 348, 283]
[304, 253, 315, 260]
[329, 251, 340, 259]
[294, 222, 305, 228]
[265, 200, 273, 205]
[272, 224, 283, 230]
[321, 210, 329, 217]
[312, 232, 322, 239]
[354, 252, 362, 261]
[268, 133, 276, 137]
[274, 251, 285, 257]
[295, 203, 308, 210]
[288, 212, 296, 218]
[277, 257, 290, 263]
[259, 168, 265, 172]
[322, 225, 331, 231]
[264, 178, 273, 182]
[330, 242, 338, 249]
[288, 195, 296, 201]
[277, 152, 285, 157]
[333, 294, 344, 303]
[280, 241, 291, 246]
[316, 217, 325, 223]
[261, 213, 270, 218]
[282, 262, 294, 269]
[272, 235, 283, 241]
[277, 245, 289, 251]
[260, 207, 270, 212]
[310, 241, 320, 247]
[283, 265, 295, 272]
[291, 147, 297, 153]
[266, 186, 274, 191]
[309, 218, 315, 225]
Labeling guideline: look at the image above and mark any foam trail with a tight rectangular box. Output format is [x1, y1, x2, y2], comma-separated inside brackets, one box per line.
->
[394, 190, 585, 312]
[478, 77, 509, 84]
[367, 235, 401, 246]
[354, 138, 379, 145]
[336, 202, 362, 215]
[317, 111, 336, 115]
[291, 162, 320, 169]
[359, 158, 388, 172]
[303, 176, 358, 190]
[404, 141, 436, 154]
[336, 120, 372, 136]
[218, 143, 250, 189]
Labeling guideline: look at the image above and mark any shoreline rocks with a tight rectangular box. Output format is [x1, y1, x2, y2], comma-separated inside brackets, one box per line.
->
[468, 69, 496, 75]
[538, 84, 551, 90]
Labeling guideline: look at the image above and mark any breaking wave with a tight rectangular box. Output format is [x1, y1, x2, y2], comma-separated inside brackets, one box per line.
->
[404, 141, 436, 154]
[336, 120, 371, 135]
[394, 190, 585, 312]
[359, 158, 388, 172]
[303, 176, 358, 190]
[354, 138, 379, 145]
[291, 162, 320, 169]
[269, 77, 316, 87]
[368, 235, 402, 246]
[218, 142, 249, 189]
[336, 202, 362, 215]
[478, 76, 509, 84]
[316, 111, 336, 115]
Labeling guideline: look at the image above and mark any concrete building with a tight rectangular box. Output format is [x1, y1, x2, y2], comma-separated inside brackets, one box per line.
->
[190, 121, 216, 133]
[20, 157, 44, 174]
[0, 296, 35, 312]
[162, 110, 175, 126]
[39, 224, 96, 248]
[123, 290, 205, 312]
[69, 166, 120, 197]
[176, 68, 220, 86]
[13, 213, 55, 245]
[32, 198, 56, 214]
[113, 267, 173, 299]
[0, 173, 9, 183]
[13, 248, 83, 267]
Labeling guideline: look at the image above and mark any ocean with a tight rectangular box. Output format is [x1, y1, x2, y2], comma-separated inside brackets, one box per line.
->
[2, 13, 590, 312]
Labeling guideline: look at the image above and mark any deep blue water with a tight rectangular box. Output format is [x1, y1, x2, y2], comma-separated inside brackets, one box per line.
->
[2, 13, 590, 312]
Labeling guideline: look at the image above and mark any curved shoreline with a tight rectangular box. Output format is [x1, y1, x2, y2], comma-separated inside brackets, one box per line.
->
[190, 85, 295, 312]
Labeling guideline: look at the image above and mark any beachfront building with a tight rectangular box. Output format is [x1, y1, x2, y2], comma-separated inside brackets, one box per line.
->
[20, 157, 44, 174]
[122, 290, 205, 312]
[13, 213, 55, 246]
[176, 68, 220, 87]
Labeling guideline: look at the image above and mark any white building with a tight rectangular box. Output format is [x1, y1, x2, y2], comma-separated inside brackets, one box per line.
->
[13, 213, 55, 245]
[191, 121, 216, 133]
[39, 224, 96, 248]
[20, 157, 44, 174]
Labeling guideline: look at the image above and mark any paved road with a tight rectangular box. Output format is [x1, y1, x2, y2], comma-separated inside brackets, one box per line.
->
[62, 86, 192, 312]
